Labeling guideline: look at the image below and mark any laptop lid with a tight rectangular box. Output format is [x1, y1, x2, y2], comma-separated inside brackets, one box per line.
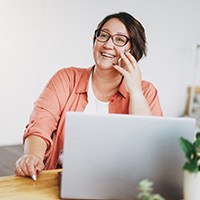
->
[61, 112, 195, 200]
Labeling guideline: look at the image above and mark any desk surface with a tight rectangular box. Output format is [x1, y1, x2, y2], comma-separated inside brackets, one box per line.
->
[0, 169, 184, 200]
[0, 169, 62, 200]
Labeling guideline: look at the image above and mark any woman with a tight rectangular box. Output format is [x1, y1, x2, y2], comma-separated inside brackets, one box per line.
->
[15, 12, 163, 180]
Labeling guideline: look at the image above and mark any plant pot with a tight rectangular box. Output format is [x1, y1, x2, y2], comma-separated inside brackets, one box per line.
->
[183, 170, 200, 200]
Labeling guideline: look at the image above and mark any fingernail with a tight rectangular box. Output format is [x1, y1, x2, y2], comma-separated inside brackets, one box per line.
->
[32, 174, 37, 181]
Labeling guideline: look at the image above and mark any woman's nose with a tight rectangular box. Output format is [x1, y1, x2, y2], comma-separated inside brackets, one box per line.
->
[103, 37, 114, 48]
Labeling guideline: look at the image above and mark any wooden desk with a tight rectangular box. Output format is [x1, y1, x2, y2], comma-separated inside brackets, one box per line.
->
[0, 169, 184, 200]
[0, 169, 62, 200]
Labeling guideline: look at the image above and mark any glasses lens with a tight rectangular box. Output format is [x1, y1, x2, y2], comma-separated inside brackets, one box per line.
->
[96, 30, 109, 42]
[113, 35, 128, 47]
[95, 30, 129, 47]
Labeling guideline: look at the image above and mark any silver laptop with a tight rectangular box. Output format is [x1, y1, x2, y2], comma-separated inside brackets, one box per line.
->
[60, 112, 195, 200]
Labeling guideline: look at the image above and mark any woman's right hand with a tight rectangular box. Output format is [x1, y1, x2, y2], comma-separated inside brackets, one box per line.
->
[15, 154, 45, 179]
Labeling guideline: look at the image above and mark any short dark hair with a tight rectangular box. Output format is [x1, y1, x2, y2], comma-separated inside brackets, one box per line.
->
[93, 12, 147, 61]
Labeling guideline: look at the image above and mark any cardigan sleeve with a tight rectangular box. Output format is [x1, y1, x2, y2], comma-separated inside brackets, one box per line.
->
[23, 68, 72, 158]
[142, 81, 163, 116]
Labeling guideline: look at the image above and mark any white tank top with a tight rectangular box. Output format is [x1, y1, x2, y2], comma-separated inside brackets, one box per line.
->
[84, 72, 109, 114]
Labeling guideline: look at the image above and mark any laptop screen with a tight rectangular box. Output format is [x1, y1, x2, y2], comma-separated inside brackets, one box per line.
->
[61, 112, 195, 200]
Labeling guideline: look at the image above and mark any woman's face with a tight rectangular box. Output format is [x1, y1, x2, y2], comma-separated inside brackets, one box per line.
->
[93, 18, 131, 70]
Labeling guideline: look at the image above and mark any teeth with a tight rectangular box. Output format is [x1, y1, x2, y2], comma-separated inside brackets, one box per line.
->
[102, 53, 115, 58]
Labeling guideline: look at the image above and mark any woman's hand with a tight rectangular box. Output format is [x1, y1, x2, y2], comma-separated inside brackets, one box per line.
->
[15, 135, 47, 179]
[113, 51, 142, 95]
[113, 51, 151, 115]
[15, 154, 45, 179]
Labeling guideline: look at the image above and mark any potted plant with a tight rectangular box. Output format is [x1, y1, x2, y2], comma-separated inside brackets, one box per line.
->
[137, 179, 165, 200]
[179, 132, 200, 200]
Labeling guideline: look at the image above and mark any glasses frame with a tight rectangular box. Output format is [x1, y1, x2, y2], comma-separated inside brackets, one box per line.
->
[95, 29, 130, 47]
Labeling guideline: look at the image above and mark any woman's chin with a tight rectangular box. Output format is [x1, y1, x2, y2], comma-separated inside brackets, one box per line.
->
[97, 62, 115, 70]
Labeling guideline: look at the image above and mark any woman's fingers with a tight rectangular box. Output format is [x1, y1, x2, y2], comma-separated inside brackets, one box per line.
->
[114, 51, 139, 75]
[113, 64, 128, 77]
[15, 154, 44, 178]
[15, 160, 26, 176]
[124, 51, 139, 70]
[122, 51, 140, 72]
[120, 52, 134, 72]
[15, 156, 29, 176]
[113, 51, 142, 94]
[35, 159, 45, 174]
[26, 156, 38, 177]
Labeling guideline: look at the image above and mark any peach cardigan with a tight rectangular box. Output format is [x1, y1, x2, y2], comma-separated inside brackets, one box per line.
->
[23, 66, 163, 169]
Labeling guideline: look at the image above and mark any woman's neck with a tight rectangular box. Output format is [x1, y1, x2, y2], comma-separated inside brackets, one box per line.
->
[92, 66, 123, 102]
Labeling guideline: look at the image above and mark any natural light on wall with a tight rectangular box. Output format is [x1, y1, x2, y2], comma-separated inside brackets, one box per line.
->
[0, 0, 200, 145]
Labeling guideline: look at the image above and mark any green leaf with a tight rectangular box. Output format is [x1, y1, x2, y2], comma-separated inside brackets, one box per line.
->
[183, 161, 199, 173]
[179, 137, 195, 161]
[195, 132, 200, 139]
[138, 179, 153, 193]
[151, 194, 165, 200]
[194, 138, 200, 148]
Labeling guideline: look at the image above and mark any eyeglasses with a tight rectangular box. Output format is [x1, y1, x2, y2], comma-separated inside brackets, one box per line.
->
[95, 30, 130, 47]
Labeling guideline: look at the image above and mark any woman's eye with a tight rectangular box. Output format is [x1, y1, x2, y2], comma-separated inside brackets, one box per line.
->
[116, 37, 125, 42]
[100, 33, 108, 38]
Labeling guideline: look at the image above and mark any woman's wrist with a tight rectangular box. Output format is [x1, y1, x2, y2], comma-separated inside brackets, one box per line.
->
[129, 89, 143, 98]
[23, 153, 44, 161]
[24, 135, 47, 161]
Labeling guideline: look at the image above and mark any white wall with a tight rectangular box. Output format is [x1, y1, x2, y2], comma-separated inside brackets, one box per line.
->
[0, 0, 200, 145]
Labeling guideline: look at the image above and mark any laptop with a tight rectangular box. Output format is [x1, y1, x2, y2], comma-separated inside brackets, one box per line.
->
[60, 112, 196, 200]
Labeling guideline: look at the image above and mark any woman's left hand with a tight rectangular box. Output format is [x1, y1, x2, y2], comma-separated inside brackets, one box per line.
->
[113, 51, 152, 115]
[113, 51, 142, 95]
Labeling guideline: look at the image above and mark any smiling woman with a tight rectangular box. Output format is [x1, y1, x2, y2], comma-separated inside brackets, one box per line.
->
[15, 12, 163, 179]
